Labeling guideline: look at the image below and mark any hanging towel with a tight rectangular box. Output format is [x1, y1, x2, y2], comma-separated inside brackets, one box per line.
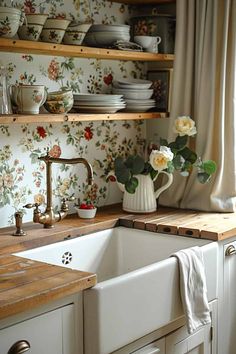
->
[172, 246, 211, 334]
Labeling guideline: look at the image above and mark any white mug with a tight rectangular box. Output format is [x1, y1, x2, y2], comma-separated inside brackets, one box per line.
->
[146, 36, 161, 53]
[134, 35, 162, 53]
[11, 84, 47, 114]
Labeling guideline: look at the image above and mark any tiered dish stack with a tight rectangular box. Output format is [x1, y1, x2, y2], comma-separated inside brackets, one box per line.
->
[73, 94, 126, 113]
[84, 24, 130, 47]
[112, 79, 156, 112]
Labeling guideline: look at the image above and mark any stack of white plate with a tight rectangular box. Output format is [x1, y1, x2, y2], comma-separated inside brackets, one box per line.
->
[73, 94, 126, 113]
[112, 79, 156, 112]
[84, 24, 130, 47]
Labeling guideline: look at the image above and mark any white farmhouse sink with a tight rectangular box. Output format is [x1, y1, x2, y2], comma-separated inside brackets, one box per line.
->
[14, 227, 218, 354]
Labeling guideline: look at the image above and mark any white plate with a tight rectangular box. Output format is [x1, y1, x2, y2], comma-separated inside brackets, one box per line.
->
[73, 101, 125, 107]
[113, 79, 152, 89]
[125, 105, 155, 112]
[84, 32, 130, 47]
[125, 99, 156, 105]
[73, 94, 123, 101]
[112, 88, 153, 100]
[74, 105, 126, 113]
[89, 24, 130, 33]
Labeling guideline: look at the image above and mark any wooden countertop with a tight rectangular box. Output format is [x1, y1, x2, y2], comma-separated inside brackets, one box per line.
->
[1, 204, 236, 321]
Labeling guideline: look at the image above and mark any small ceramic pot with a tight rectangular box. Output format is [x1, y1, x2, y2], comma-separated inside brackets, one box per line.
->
[75, 206, 97, 219]
[40, 28, 65, 43]
[43, 18, 71, 30]
[10, 84, 47, 114]
[0, 6, 22, 38]
[47, 89, 73, 102]
[63, 31, 86, 45]
[18, 24, 43, 41]
[67, 21, 92, 33]
[44, 96, 73, 114]
[25, 13, 48, 26]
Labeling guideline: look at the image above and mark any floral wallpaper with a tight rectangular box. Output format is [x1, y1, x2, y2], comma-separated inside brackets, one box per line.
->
[0, 0, 148, 227]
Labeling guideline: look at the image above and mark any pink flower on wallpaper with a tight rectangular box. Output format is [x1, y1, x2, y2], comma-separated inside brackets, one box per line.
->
[48, 59, 60, 81]
[84, 127, 93, 141]
[37, 126, 47, 139]
[103, 73, 113, 86]
[24, 0, 36, 14]
[49, 145, 62, 158]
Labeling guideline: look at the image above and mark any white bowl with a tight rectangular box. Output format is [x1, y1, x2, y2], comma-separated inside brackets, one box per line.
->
[63, 31, 86, 45]
[0, 7, 22, 38]
[89, 24, 130, 32]
[112, 88, 153, 100]
[25, 13, 48, 25]
[84, 31, 130, 47]
[75, 207, 97, 219]
[40, 28, 65, 43]
[43, 18, 70, 30]
[18, 24, 43, 41]
[67, 21, 92, 33]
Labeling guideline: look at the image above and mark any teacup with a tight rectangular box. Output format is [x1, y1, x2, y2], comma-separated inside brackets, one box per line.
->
[10, 84, 47, 114]
[134, 35, 161, 53]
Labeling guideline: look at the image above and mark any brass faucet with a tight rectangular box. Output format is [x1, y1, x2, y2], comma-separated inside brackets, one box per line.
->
[25, 151, 94, 229]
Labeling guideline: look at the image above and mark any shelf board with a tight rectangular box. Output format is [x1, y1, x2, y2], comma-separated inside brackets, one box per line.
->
[111, 0, 175, 4]
[0, 38, 174, 62]
[0, 112, 168, 124]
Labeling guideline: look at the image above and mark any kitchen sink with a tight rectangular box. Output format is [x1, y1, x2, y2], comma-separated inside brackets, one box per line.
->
[14, 226, 218, 354]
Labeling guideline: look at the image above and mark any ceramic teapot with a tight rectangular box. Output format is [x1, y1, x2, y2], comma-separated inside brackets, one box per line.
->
[117, 172, 173, 213]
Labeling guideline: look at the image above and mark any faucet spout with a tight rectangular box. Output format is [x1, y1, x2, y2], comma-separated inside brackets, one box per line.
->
[34, 152, 94, 228]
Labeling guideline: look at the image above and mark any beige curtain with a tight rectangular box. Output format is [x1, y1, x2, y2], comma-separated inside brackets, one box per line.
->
[160, 0, 236, 212]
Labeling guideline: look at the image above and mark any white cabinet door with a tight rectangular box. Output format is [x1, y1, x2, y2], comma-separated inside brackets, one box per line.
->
[132, 338, 165, 354]
[1, 304, 75, 354]
[219, 240, 236, 354]
[166, 325, 212, 354]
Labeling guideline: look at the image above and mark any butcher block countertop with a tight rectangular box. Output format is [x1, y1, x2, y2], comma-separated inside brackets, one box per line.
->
[1, 204, 236, 321]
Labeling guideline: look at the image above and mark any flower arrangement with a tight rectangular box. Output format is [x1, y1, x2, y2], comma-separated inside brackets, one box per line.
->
[114, 116, 217, 194]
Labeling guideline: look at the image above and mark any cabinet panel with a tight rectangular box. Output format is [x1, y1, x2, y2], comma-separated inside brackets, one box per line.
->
[0, 304, 75, 354]
[166, 326, 211, 354]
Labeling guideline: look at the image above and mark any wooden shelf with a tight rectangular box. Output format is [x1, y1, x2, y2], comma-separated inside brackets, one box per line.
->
[111, 0, 175, 4]
[0, 112, 169, 124]
[0, 38, 174, 62]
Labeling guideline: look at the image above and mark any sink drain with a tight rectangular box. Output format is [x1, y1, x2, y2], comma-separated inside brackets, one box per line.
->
[62, 251, 73, 265]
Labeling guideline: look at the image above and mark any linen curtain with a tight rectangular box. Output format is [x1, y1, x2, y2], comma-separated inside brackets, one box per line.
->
[160, 0, 236, 212]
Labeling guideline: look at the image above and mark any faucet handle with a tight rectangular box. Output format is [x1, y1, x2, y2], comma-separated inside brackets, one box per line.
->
[61, 197, 75, 212]
[24, 203, 41, 213]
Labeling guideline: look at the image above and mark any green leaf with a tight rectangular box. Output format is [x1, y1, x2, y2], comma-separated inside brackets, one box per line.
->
[150, 169, 158, 180]
[202, 160, 217, 175]
[114, 156, 125, 170]
[179, 147, 197, 164]
[169, 135, 188, 151]
[172, 155, 184, 170]
[197, 172, 211, 184]
[124, 155, 144, 175]
[125, 176, 138, 194]
[166, 161, 175, 173]
[160, 138, 168, 146]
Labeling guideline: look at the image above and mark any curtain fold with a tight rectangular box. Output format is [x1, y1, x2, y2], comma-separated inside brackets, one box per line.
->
[160, 0, 236, 212]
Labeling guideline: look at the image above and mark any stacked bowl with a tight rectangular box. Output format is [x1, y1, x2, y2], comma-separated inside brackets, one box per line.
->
[73, 93, 126, 113]
[63, 21, 92, 45]
[84, 24, 130, 47]
[18, 13, 48, 41]
[40, 18, 71, 43]
[44, 89, 74, 114]
[112, 78, 155, 112]
[0, 6, 23, 38]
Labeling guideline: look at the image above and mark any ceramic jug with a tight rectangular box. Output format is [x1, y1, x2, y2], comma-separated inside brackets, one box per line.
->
[117, 172, 173, 213]
[10, 84, 47, 114]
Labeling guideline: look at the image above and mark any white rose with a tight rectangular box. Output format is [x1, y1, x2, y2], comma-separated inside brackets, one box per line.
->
[149, 146, 174, 172]
[173, 116, 197, 136]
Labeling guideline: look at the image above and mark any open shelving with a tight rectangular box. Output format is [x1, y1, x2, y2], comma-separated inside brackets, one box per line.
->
[0, 37, 173, 123]
[0, 38, 174, 62]
[0, 112, 168, 124]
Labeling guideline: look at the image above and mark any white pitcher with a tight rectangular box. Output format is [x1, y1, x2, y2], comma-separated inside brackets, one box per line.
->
[117, 172, 173, 213]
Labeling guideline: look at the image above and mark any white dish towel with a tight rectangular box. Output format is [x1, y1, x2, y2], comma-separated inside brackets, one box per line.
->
[172, 246, 211, 334]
